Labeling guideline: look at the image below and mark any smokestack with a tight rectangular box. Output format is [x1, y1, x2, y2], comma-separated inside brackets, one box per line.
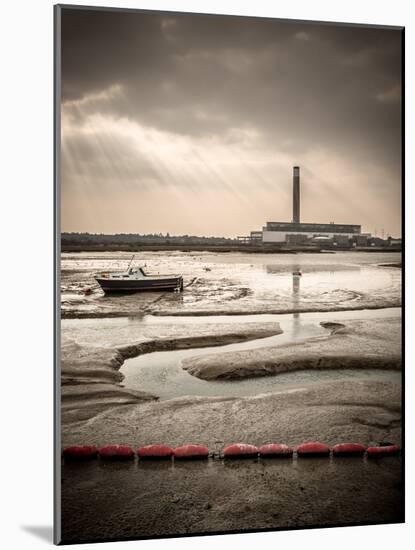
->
[293, 166, 300, 223]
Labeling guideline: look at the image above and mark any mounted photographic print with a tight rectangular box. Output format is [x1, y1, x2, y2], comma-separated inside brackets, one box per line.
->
[54, 4, 404, 545]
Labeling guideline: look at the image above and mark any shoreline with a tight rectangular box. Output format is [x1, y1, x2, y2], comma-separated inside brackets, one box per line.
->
[182, 317, 401, 380]
[61, 311, 401, 443]
[61, 303, 403, 540]
[61, 244, 402, 254]
[59, 224, 402, 541]
[62, 301, 401, 319]
[61, 324, 283, 424]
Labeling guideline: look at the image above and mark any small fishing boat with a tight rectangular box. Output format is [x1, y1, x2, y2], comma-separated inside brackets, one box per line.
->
[95, 257, 183, 294]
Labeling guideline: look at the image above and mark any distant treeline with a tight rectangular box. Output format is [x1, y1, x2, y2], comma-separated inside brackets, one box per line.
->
[61, 232, 238, 245]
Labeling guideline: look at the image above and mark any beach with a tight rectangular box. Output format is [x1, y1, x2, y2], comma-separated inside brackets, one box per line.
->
[60, 250, 402, 541]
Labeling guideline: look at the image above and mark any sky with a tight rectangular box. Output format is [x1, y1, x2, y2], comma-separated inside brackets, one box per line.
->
[60, 7, 403, 237]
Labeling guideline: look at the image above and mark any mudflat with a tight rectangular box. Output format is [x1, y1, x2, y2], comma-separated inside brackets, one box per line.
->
[61, 455, 403, 543]
[60, 252, 402, 540]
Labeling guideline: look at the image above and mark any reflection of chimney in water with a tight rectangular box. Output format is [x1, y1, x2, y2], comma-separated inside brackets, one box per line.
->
[293, 166, 300, 223]
[292, 269, 300, 320]
[293, 274, 300, 295]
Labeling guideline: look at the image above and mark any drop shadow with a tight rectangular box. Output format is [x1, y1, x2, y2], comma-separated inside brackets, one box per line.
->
[21, 525, 53, 543]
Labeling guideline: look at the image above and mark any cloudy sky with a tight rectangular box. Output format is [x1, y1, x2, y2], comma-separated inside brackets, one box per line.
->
[60, 7, 402, 237]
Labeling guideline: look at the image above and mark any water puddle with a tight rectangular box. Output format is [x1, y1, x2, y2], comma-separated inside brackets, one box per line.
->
[120, 308, 401, 400]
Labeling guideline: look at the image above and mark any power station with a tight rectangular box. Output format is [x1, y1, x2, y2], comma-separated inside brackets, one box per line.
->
[293, 165, 300, 224]
[247, 166, 362, 247]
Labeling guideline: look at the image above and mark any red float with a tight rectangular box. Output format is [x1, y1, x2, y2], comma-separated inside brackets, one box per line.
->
[137, 444, 174, 459]
[367, 445, 401, 457]
[332, 443, 366, 456]
[98, 444, 135, 459]
[296, 441, 330, 456]
[174, 444, 209, 459]
[223, 443, 258, 458]
[63, 445, 98, 460]
[259, 443, 293, 457]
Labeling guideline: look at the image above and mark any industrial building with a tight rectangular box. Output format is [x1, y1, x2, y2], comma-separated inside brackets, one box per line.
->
[246, 166, 363, 246]
[262, 221, 361, 243]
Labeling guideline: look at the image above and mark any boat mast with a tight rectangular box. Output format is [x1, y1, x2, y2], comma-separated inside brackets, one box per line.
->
[127, 254, 135, 270]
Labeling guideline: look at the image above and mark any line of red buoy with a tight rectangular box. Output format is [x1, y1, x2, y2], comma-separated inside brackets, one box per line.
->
[62, 441, 401, 461]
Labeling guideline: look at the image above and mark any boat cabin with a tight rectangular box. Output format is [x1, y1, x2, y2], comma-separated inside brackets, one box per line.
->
[127, 267, 146, 277]
[104, 266, 147, 279]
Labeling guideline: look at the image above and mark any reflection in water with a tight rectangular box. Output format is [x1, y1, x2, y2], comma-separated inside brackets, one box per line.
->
[62, 252, 399, 318]
[264, 264, 302, 324]
[292, 270, 300, 323]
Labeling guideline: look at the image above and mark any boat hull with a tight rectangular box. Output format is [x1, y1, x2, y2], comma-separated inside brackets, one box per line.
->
[95, 276, 183, 294]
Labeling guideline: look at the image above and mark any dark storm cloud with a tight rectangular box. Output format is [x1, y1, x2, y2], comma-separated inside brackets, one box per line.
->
[62, 9, 401, 164]
[60, 7, 402, 235]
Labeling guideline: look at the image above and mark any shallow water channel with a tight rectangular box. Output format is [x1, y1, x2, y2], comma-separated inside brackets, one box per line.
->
[121, 308, 401, 400]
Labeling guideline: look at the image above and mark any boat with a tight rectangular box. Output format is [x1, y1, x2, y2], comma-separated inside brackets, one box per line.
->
[94, 257, 184, 294]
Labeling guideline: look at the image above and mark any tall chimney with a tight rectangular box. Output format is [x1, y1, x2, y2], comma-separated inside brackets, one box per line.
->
[293, 166, 300, 223]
